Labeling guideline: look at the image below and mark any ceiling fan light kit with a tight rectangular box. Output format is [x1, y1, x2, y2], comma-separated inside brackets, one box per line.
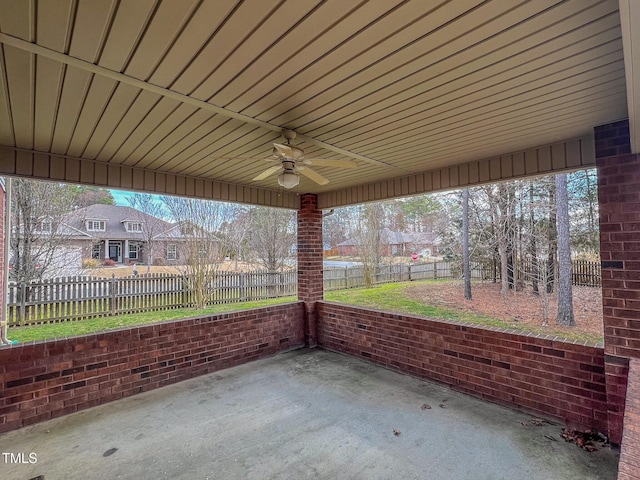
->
[277, 170, 300, 189]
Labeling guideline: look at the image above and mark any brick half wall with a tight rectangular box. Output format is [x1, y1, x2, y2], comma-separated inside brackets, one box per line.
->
[318, 302, 608, 434]
[0, 302, 304, 433]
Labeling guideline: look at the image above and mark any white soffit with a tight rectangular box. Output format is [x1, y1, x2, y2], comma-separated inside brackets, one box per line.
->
[619, 0, 640, 153]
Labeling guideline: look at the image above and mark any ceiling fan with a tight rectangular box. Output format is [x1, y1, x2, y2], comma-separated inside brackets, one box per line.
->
[252, 129, 358, 189]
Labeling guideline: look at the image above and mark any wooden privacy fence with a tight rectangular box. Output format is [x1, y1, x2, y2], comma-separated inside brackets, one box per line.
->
[571, 260, 602, 287]
[7, 270, 297, 326]
[512, 259, 601, 288]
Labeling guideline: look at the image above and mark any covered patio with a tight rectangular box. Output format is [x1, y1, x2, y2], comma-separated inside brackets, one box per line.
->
[0, 1, 639, 478]
[0, 350, 621, 479]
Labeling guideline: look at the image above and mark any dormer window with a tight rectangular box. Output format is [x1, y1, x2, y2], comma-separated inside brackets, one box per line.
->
[33, 218, 52, 234]
[87, 220, 106, 232]
[125, 222, 143, 232]
[39, 219, 52, 234]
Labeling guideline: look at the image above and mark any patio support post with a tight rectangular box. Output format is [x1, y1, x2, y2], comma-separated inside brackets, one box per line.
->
[298, 193, 323, 347]
[594, 119, 640, 446]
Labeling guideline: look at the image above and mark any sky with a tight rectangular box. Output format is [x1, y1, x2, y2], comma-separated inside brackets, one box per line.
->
[111, 190, 166, 207]
[110, 190, 134, 206]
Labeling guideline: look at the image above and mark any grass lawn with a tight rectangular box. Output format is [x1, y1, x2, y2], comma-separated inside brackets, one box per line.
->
[9, 297, 297, 343]
[324, 282, 501, 324]
[7, 280, 601, 344]
[326, 281, 603, 344]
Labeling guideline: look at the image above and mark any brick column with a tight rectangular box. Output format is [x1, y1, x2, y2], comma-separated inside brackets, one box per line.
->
[595, 119, 639, 445]
[297, 193, 323, 347]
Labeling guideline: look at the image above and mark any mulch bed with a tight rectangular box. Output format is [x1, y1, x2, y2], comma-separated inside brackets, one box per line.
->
[405, 281, 604, 340]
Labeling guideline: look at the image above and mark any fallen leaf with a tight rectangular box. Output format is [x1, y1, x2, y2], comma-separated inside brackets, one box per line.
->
[530, 418, 550, 426]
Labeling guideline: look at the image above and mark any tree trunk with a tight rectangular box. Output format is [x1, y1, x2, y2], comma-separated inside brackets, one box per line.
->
[506, 185, 516, 290]
[497, 184, 512, 295]
[555, 173, 575, 326]
[462, 189, 472, 300]
[529, 183, 539, 294]
[546, 183, 557, 294]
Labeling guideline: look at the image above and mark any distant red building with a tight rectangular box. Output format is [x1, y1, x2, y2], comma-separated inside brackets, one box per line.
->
[337, 228, 440, 257]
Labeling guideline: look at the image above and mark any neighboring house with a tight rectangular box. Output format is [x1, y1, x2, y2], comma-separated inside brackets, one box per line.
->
[289, 242, 332, 254]
[0, 179, 5, 296]
[59, 204, 185, 265]
[337, 228, 440, 257]
[411, 232, 441, 258]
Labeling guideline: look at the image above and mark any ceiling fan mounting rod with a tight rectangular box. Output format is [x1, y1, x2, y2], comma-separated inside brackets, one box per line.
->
[282, 129, 297, 144]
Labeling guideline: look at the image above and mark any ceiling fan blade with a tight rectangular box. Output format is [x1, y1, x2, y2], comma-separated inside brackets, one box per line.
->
[297, 165, 329, 185]
[303, 158, 358, 169]
[252, 165, 282, 181]
[273, 143, 295, 158]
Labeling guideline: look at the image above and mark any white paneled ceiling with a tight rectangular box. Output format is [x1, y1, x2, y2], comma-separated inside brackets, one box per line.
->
[0, 0, 634, 206]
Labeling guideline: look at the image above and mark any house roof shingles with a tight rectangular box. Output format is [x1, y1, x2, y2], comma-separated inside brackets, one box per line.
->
[61, 205, 176, 241]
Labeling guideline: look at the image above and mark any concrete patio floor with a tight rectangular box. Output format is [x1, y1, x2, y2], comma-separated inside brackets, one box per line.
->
[0, 349, 619, 480]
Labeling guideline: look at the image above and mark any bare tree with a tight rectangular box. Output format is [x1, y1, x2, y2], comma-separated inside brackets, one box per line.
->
[546, 181, 557, 294]
[568, 169, 599, 257]
[351, 203, 385, 287]
[555, 173, 575, 326]
[162, 196, 225, 309]
[249, 207, 296, 273]
[323, 209, 349, 251]
[68, 185, 114, 209]
[219, 205, 251, 270]
[9, 178, 78, 283]
[127, 193, 167, 273]
[483, 185, 516, 295]
[528, 182, 539, 294]
[462, 189, 472, 300]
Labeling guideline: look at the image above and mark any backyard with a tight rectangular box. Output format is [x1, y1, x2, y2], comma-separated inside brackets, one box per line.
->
[7, 279, 604, 344]
[405, 281, 603, 341]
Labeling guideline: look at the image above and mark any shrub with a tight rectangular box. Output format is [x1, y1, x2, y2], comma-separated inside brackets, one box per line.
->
[102, 259, 116, 267]
[82, 258, 101, 268]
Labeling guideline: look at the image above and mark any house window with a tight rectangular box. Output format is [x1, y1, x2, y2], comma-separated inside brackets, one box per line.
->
[38, 219, 52, 234]
[167, 244, 177, 260]
[87, 220, 106, 232]
[126, 222, 143, 232]
[92, 244, 101, 259]
[129, 243, 139, 260]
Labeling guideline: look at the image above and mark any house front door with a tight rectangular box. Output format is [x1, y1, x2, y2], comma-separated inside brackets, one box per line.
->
[109, 244, 121, 263]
